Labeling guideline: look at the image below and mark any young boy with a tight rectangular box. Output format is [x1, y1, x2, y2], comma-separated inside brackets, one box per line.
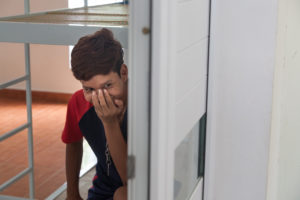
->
[62, 28, 128, 200]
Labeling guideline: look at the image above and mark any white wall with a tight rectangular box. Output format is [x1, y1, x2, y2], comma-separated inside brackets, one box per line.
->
[267, 0, 300, 200]
[0, 0, 82, 94]
[205, 0, 278, 200]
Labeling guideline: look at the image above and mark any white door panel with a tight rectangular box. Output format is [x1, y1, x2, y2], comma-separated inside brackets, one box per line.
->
[176, 0, 210, 51]
[150, 0, 210, 199]
[174, 80, 207, 148]
[175, 38, 208, 100]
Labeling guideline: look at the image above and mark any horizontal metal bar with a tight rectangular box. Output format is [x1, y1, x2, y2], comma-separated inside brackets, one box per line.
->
[45, 182, 66, 200]
[0, 22, 128, 47]
[0, 195, 31, 200]
[0, 167, 32, 191]
[0, 3, 116, 21]
[45, 164, 96, 200]
[0, 75, 29, 90]
[0, 123, 30, 142]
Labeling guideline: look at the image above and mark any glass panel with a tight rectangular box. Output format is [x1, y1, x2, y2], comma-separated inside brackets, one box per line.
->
[198, 113, 206, 177]
[174, 121, 200, 200]
[174, 113, 206, 200]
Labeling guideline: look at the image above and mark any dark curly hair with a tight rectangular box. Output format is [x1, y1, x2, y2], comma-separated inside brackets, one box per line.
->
[71, 28, 124, 81]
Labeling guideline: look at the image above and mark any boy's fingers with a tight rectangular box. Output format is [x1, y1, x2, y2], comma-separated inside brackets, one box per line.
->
[92, 91, 102, 113]
[104, 89, 114, 108]
[98, 89, 108, 110]
[91, 91, 98, 106]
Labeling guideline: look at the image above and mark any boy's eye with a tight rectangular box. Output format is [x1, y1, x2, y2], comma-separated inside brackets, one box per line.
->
[84, 88, 93, 92]
[104, 83, 112, 88]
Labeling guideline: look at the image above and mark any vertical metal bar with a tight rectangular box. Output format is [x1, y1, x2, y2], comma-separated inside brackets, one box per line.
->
[24, 0, 30, 14]
[24, 1, 33, 199]
[25, 43, 35, 200]
[84, 0, 88, 7]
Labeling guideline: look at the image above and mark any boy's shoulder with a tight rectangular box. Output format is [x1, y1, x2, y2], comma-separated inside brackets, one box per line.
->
[68, 89, 93, 116]
[71, 89, 84, 100]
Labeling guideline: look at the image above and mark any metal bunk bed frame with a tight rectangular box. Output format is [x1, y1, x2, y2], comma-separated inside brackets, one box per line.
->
[0, 2, 35, 199]
[0, 0, 127, 199]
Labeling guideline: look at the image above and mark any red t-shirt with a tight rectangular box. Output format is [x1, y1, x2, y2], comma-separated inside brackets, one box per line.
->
[61, 89, 127, 198]
[61, 89, 93, 143]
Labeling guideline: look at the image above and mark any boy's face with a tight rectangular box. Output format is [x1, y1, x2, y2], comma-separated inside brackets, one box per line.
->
[81, 64, 128, 107]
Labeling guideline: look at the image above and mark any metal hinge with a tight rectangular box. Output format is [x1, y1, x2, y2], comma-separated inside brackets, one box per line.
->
[127, 155, 136, 179]
[142, 27, 150, 35]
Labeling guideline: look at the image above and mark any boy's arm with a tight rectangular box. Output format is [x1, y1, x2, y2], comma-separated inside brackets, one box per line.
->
[92, 89, 128, 185]
[103, 121, 128, 185]
[66, 139, 83, 200]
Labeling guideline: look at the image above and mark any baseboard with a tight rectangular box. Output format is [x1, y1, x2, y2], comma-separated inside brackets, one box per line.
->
[0, 89, 72, 103]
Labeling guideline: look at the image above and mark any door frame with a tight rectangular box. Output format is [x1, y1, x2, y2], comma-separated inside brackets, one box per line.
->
[127, 0, 151, 199]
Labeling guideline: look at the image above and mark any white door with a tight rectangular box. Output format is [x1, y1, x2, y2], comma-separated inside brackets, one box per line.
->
[127, 0, 210, 199]
[150, 0, 210, 199]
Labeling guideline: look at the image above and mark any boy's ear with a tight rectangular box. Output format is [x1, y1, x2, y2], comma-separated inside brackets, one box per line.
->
[120, 64, 128, 81]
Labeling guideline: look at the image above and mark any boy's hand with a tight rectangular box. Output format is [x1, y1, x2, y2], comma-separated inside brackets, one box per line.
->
[92, 89, 124, 126]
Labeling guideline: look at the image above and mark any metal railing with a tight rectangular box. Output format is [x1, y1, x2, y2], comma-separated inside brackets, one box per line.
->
[0, 43, 35, 200]
[0, 0, 97, 199]
[0, 1, 35, 199]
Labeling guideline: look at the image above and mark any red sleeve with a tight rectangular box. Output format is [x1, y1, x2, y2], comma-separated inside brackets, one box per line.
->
[61, 90, 92, 144]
